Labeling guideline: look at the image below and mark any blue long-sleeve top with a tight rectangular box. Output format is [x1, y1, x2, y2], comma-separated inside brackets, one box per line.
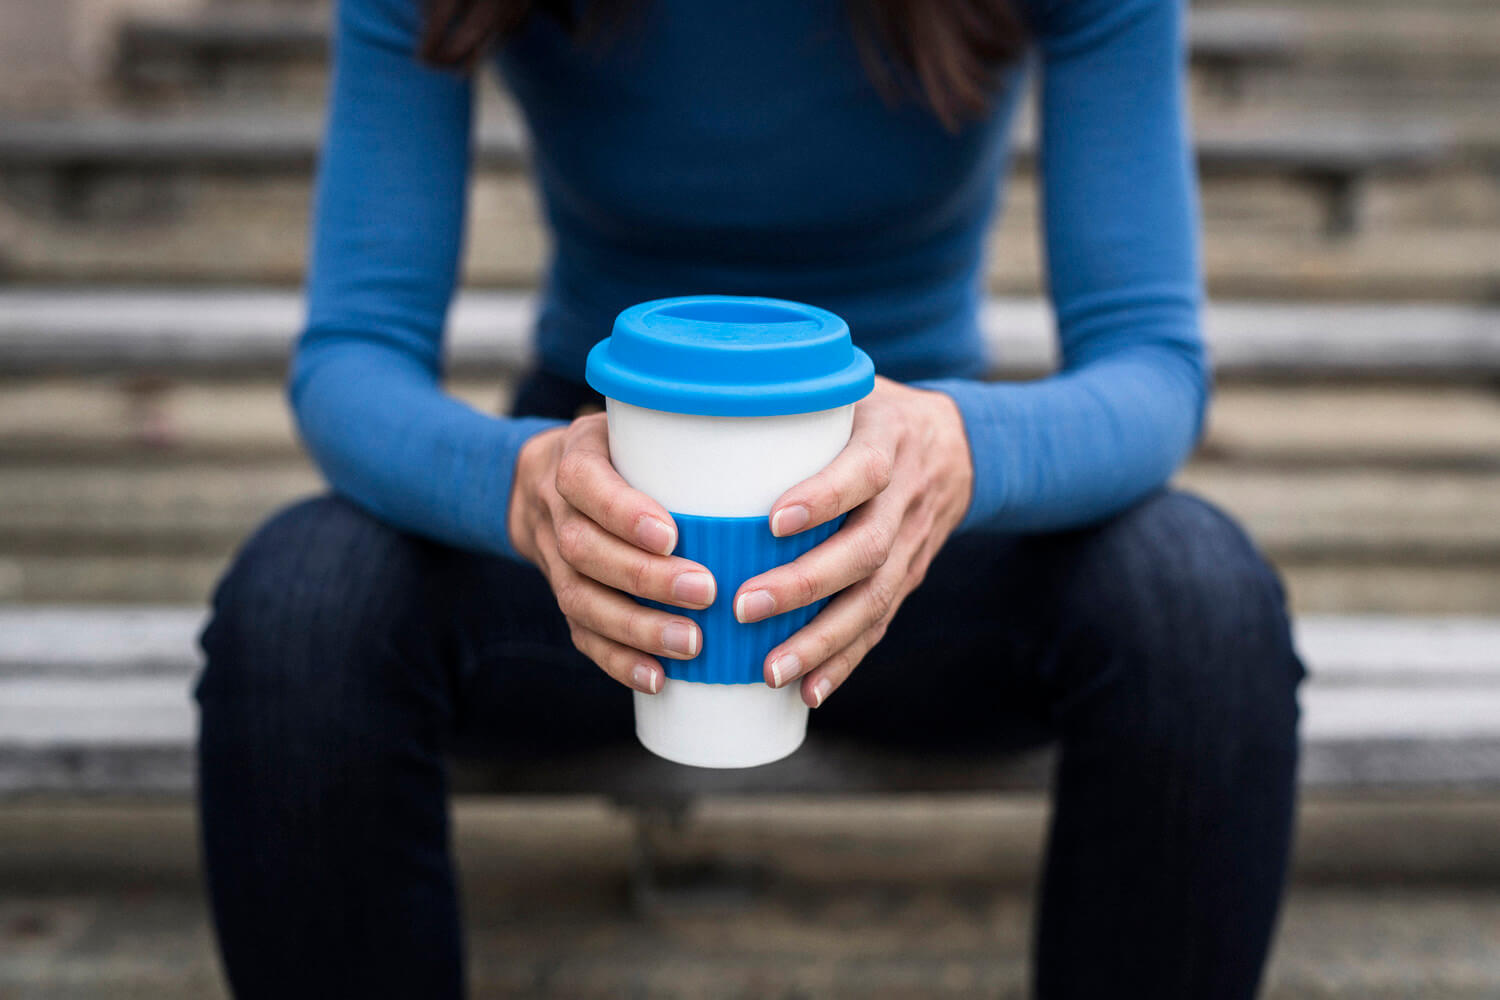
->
[293, 0, 1208, 558]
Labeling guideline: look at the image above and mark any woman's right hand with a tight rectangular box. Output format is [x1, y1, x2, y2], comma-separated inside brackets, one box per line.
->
[507, 414, 715, 695]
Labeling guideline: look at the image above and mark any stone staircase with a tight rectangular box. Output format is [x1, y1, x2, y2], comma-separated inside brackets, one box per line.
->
[1, 3, 1499, 996]
[3, 5, 1499, 296]
[4, 290, 1499, 612]
[0, 0, 1493, 727]
[3, 798, 1498, 999]
[0, 0, 1495, 700]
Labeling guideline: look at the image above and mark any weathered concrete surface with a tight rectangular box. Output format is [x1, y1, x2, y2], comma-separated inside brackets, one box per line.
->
[5, 291, 1500, 378]
[7, 460, 1499, 555]
[5, 608, 1500, 795]
[6, 171, 1499, 297]
[4, 458, 1498, 610]
[22, 549, 1489, 612]
[1, 798, 1498, 999]
[6, 379, 1500, 467]
[5, 350, 1500, 608]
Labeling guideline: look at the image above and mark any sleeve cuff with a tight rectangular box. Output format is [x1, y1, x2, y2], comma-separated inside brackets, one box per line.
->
[482, 415, 568, 562]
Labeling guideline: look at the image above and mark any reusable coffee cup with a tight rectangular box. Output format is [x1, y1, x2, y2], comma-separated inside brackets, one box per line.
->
[585, 295, 875, 768]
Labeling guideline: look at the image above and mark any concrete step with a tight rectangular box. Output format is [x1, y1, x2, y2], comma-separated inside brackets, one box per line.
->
[7, 195, 1497, 298]
[9, 550, 1499, 613]
[112, 7, 1304, 107]
[1228, 6, 1500, 72]
[2, 607, 1499, 797]
[3, 458, 1496, 572]
[102, 8, 1304, 94]
[108, 5, 1500, 140]
[5, 181, 1493, 297]
[2, 798, 1499, 998]
[2, 883, 1499, 999]
[8, 379, 1498, 470]
[1180, 466, 1500, 560]
[0, 109, 1481, 294]
[2, 287, 1498, 610]
[3, 290, 1498, 378]
[1216, 0, 1497, 8]
[0, 553, 231, 607]
[5, 108, 1448, 180]
[9, 796, 1500, 898]
[115, 4, 332, 109]
[1271, 563, 1500, 618]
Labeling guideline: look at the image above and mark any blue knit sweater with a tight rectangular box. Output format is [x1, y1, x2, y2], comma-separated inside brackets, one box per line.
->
[292, 0, 1208, 558]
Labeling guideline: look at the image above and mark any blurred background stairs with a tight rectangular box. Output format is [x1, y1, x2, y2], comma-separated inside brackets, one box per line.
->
[1, 0, 1498, 612]
[1, 0, 1498, 996]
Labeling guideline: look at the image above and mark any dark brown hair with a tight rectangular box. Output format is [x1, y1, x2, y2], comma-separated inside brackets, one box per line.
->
[420, 0, 1027, 130]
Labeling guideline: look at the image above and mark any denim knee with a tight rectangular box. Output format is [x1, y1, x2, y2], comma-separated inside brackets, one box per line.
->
[195, 495, 435, 736]
[1050, 491, 1304, 759]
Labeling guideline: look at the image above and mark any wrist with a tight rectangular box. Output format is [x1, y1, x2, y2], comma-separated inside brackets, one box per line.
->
[918, 385, 976, 526]
[507, 425, 564, 563]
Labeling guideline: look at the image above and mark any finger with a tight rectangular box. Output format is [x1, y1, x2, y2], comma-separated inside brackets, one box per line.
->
[568, 624, 665, 695]
[799, 620, 890, 708]
[554, 571, 702, 661]
[766, 422, 895, 538]
[552, 504, 716, 608]
[734, 500, 899, 623]
[760, 570, 901, 689]
[798, 624, 885, 708]
[554, 414, 679, 556]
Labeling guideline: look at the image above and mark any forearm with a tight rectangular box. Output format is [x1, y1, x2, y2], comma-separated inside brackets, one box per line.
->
[927, 0, 1208, 535]
[917, 309, 1208, 534]
[291, 337, 563, 560]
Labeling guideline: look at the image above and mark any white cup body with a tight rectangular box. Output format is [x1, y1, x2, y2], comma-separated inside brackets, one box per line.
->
[605, 398, 853, 767]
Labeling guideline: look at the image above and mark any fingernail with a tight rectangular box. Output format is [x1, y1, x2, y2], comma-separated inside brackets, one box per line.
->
[631, 664, 660, 694]
[637, 516, 676, 555]
[672, 571, 716, 606]
[811, 677, 832, 707]
[662, 621, 699, 657]
[735, 590, 776, 623]
[768, 652, 800, 688]
[771, 505, 810, 537]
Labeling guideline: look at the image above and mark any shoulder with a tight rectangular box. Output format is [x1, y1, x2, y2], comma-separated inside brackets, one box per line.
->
[334, 0, 427, 49]
[1025, 0, 1181, 52]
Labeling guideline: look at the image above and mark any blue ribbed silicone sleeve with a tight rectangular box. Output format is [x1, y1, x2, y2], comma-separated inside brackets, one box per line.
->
[645, 512, 844, 685]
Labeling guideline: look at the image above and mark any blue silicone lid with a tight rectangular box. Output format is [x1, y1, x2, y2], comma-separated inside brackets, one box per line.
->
[585, 295, 875, 417]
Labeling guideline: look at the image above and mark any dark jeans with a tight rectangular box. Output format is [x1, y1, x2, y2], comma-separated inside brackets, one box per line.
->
[196, 375, 1304, 999]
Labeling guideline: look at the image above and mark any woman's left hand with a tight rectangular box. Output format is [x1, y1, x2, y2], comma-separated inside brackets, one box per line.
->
[733, 376, 974, 708]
